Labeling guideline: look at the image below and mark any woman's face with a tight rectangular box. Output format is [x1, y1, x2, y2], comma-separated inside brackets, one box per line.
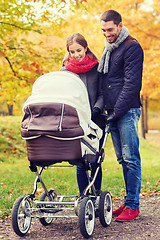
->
[68, 42, 87, 61]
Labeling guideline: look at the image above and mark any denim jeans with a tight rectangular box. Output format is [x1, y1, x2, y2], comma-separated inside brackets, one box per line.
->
[76, 163, 102, 195]
[110, 108, 141, 210]
[76, 127, 105, 195]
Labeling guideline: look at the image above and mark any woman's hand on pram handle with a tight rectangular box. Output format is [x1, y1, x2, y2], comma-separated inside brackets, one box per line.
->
[106, 112, 120, 124]
[91, 107, 101, 119]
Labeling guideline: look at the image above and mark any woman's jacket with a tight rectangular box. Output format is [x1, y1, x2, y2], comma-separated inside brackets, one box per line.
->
[60, 63, 105, 128]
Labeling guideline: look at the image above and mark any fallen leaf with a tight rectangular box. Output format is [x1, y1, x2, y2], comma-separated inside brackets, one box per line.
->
[36, 189, 44, 194]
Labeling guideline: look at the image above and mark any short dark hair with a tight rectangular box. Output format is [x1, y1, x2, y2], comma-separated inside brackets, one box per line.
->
[100, 10, 122, 26]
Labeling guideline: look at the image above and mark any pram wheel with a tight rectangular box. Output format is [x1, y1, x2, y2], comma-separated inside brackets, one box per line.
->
[79, 197, 95, 239]
[12, 197, 31, 236]
[39, 191, 56, 226]
[98, 191, 112, 227]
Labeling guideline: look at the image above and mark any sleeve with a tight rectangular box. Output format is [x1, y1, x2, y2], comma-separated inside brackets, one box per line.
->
[114, 42, 144, 117]
[93, 72, 104, 112]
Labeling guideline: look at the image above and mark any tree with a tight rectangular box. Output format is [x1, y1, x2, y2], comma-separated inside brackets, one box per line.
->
[0, 0, 68, 114]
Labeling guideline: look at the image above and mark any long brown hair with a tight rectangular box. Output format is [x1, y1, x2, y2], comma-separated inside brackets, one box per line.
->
[63, 33, 97, 62]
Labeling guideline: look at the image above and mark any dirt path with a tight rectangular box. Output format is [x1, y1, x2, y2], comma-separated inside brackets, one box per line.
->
[0, 195, 160, 240]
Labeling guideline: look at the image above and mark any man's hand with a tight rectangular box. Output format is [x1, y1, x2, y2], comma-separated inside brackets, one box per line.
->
[106, 112, 120, 124]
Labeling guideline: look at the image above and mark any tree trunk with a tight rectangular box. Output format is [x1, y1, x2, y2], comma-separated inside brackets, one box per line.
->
[7, 104, 13, 116]
[144, 98, 148, 133]
[140, 95, 145, 139]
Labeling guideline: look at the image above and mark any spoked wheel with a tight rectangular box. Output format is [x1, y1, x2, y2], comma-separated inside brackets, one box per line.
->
[79, 197, 95, 239]
[39, 191, 57, 226]
[98, 191, 112, 227]
[12, 197, 31, 236]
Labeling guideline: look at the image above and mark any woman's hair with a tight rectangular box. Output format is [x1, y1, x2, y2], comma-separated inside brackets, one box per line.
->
[63, 33, 97, 62]
[100, 10, 122, 26]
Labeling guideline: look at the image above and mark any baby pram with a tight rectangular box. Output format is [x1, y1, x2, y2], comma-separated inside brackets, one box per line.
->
[11, 71, 112, 239]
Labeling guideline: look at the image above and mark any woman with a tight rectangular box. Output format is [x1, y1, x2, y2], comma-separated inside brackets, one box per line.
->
[60, 33, 104, 196]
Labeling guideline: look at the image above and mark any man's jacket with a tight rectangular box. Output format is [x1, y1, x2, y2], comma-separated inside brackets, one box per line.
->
[102, 35, 144, 117]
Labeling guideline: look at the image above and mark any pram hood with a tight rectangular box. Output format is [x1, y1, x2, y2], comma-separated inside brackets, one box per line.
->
[21, 71, 103, 163]
[22, 71, 102, 141]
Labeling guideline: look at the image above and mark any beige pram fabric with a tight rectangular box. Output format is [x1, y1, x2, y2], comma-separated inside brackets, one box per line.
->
[21, 71, 102, 163]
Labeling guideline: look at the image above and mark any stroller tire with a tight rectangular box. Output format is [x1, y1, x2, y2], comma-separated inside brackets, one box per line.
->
[79, 197, 95, 239]
[12, 197, 31, 236]
[39, 191, 55, 226]
[98, 191, 112, 227]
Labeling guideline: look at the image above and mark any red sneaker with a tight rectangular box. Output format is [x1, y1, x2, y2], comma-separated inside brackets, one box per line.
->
[112, 204, 125, 216]
[115, 208, 139, 222]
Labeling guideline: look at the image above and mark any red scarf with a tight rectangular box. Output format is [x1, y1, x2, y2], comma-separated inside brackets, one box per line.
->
[64, 55, 98, 74]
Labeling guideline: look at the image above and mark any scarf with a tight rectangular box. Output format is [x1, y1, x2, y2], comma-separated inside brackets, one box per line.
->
[98, 26, 129, 74]
[64, 54, 98, 74]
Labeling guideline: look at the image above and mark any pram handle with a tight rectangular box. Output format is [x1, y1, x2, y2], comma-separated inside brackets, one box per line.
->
[100, 112, 109, 118]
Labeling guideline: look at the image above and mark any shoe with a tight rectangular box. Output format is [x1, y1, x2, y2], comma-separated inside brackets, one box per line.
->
[112, 204, 125, 216]
[115, 207, 139, 222]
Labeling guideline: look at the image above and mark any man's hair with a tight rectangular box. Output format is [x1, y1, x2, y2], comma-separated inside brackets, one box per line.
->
[100, 10, 122, 26]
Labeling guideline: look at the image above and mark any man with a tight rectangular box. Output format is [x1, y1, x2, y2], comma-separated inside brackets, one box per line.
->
[98, 10, 143, 221]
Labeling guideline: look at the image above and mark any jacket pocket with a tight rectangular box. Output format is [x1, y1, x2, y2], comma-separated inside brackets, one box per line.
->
[105, 84, 123, 108]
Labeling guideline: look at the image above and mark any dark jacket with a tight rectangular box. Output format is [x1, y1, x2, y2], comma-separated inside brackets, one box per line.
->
[60, 63, 105, 128]
[102, 35, 144, 117]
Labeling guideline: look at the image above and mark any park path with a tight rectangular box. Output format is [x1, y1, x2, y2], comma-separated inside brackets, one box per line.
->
[0, 195, 160, 240]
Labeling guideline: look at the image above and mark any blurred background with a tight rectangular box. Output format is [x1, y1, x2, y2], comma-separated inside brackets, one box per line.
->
[0, 0, 160, 135]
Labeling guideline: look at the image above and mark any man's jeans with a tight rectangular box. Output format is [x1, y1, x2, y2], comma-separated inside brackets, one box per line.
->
[110, 108, 141, 210]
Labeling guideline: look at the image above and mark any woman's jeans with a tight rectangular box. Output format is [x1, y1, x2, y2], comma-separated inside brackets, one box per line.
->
[110, 108, 141, 210]
[77, 163, 102, 196]
[76, 126, 105, 196]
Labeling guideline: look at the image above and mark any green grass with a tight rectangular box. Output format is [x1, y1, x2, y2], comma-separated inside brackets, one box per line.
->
[0, 116, 26, 163]
[0, 116, 160, 218]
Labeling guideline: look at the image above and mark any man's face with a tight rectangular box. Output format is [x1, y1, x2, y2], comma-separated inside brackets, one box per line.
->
[101, 20, 123, 43]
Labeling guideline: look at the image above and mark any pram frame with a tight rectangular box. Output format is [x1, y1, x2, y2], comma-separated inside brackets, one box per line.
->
[12, 71, 113, 238]
[12, 123, 113, 239]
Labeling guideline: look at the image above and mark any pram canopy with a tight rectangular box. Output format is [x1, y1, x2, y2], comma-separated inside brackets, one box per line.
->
[21, 71, 102, 164]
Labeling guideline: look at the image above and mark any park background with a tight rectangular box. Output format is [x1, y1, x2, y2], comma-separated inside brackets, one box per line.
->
[0, 0, 160, 219]
[0, 0, 160, 131]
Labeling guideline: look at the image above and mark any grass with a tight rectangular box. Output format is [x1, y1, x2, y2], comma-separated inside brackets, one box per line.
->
[0, 116, 160, 218]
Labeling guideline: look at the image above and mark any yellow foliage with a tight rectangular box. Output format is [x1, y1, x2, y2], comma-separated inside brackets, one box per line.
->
[1, 0, 160, 115]
[62, 0, 160, 101]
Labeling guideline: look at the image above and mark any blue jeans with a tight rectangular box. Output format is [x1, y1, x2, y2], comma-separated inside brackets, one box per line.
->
[76, 127, 105, 195]
[110, 108, 141, 210]
[77, 163, 102, 195]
